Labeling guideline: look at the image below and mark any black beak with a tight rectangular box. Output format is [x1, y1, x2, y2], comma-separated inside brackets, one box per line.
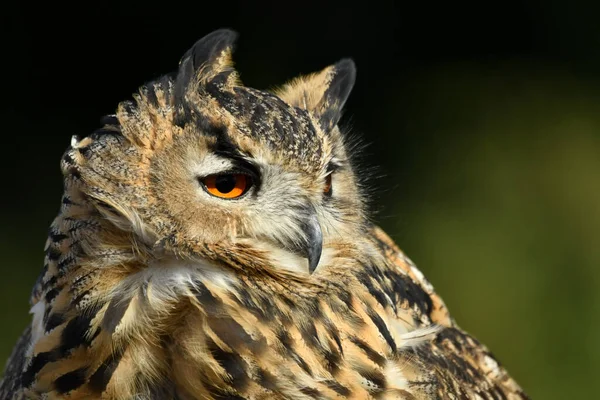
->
[301, 211, 323, 274]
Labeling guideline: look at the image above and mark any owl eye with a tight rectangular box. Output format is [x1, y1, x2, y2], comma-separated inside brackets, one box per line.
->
[200, 173, 252, 199]
[324, 174, 332, 197]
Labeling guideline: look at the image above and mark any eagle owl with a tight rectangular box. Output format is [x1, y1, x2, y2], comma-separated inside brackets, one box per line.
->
[0, 29, 528, 399]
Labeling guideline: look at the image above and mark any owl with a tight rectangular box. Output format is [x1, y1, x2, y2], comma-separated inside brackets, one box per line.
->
[0, 29, 529, 399]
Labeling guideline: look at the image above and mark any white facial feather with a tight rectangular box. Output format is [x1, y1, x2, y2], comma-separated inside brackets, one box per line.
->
[188, 153, 236, 178]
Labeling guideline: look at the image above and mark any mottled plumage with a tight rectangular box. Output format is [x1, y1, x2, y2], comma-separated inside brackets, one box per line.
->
[0, 29, 528, 399]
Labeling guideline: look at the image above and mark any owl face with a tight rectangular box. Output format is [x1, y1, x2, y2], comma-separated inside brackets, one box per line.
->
[69, 30, 364, 275]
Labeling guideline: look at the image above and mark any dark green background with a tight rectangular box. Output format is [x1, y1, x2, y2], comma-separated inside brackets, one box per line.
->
[3, 2, 599, 398]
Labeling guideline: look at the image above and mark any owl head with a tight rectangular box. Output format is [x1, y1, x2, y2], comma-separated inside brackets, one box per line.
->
[65, 29, 366, 276]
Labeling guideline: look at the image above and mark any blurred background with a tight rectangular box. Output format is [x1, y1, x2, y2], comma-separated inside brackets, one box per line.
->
[2, 1, 599, 397]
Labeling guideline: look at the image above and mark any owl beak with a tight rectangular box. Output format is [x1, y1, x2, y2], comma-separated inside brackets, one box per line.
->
[302, 212, 323, 274]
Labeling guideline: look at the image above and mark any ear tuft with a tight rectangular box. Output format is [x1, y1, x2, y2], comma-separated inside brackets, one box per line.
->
[317, 59, 356, 131]
[183, 29, 238, 73]
[275, 58, 356, 132]
[175, 29, 239, 95]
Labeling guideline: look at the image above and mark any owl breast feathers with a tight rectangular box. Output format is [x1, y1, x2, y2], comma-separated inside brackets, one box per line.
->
[0, 29, 529, 399]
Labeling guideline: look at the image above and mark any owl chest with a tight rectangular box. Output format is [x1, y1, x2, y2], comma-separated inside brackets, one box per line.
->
[160, 281, 425, 399]
[92, 261, 424, 398]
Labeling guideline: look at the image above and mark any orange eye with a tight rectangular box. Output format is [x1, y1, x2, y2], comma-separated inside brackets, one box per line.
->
[324, 174, 332, 197]
[201, 174, 251, 199]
